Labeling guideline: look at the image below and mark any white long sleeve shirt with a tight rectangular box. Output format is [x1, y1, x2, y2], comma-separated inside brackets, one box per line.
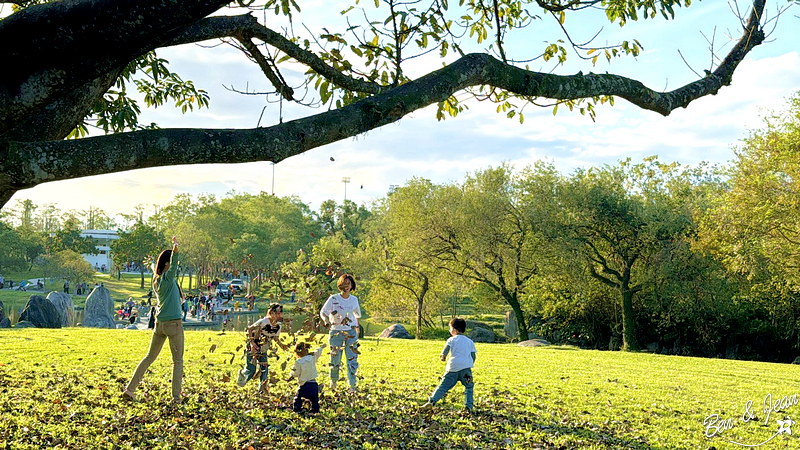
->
[319, 293, 361, 331]
[290, 347, 324, 386]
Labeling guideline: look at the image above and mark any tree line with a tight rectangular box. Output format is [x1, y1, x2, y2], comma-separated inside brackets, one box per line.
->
[4, 93, 800, 361]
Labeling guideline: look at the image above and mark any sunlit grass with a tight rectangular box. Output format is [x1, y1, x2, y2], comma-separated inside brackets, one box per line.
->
[2, 328, 798, 449]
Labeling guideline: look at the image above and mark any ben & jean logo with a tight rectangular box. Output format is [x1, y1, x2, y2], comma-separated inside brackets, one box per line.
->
[704, 393, 798, 447]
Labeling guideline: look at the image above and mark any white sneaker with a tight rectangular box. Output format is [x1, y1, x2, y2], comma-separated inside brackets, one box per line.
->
[237, 370, 248, 387]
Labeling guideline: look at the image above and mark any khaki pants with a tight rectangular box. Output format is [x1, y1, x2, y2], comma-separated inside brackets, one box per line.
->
[125, 319, 184, 401]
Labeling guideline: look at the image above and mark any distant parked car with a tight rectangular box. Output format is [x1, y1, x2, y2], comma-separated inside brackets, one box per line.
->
[216, 282, 231, 299]
[229, 279, 245, 293]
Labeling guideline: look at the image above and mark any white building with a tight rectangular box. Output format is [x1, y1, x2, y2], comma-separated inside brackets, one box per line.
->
[80, 229, 119, 272]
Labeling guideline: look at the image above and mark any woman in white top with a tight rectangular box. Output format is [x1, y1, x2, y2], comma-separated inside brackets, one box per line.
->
[319, 274, 361, 392]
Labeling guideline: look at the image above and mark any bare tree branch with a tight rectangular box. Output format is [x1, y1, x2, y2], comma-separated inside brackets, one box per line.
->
[165, 15, 384, 95]
[237, 38, 295, 101]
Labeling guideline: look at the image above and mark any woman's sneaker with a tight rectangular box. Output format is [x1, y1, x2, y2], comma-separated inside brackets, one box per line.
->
[237, 370, 248, 387]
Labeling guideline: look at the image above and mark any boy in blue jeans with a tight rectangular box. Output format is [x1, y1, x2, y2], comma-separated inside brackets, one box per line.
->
[237, 303, 287, 393]
[421, 317, 476, 413]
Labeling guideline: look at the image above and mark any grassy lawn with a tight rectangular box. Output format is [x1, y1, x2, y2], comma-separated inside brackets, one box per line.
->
[1, 328, 797, 449]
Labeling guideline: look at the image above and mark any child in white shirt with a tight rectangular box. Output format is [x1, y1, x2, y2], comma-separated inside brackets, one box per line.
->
[289, 342, 326, 413]
[421, 317, 477, 412]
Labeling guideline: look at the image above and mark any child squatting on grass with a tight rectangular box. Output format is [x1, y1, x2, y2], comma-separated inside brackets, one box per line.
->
[288, 342, 326, 414]
[237, 303, 288, 393]
[421, 317, 477, 413]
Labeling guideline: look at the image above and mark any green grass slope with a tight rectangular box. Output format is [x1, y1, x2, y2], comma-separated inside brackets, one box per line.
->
[0, 329, 797, 449]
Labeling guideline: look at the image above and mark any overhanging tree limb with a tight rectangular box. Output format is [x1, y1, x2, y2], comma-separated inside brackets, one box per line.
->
[0, 0, 769, 205]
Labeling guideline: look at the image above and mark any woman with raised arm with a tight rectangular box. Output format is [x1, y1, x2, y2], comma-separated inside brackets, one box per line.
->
[122, 236, 184, 405]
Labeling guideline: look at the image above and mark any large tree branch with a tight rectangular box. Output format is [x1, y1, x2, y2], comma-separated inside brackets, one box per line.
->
[586, 262, 620, 289]
[0, 0, 230, 135]
[3, 69, 123, 143]
[0, 0, 767, 201]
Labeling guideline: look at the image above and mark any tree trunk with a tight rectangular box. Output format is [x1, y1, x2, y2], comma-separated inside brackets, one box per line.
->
[416, 297, 423, 340]
[503, 290, 528, 340]
[140, 269, 145, 289]
[415, 274, 429, 339]
[620, 288, 640, 351]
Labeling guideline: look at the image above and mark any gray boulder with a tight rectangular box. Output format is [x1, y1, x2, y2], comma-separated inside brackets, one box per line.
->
[465, 320, 493, 331]
[468, 326, 496, 343]
[126, 324, 138, 330]
[19, 295, 61, 328]
[83, 286, 115, 329]
[0, 301, 9, 328]
[14, 320, 35, 328]
[46, 291, 75, 327]
[518, 339, 551, 347]
[379, 323, 413, 339]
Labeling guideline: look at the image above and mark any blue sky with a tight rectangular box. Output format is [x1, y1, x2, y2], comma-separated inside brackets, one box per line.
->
[6, 1, 800, 219]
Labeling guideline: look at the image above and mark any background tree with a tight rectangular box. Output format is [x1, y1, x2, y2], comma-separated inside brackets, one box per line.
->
[40, 250, 94, 286]
[362, 182, 446, 338]
[699, 93, 800, 286]
[111, 222, 166, 288]
[173, 221, 217, 289]
[81, 206, 115, 230]
[544, 158, 700, 351]
[0, 223, 31, 274]
[397, 167, 543, 339]
[697, 93, 800, 355]
[47, 218, 96, 255]
[160, 193, 198, 231]
[0, 0, 770, 206]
